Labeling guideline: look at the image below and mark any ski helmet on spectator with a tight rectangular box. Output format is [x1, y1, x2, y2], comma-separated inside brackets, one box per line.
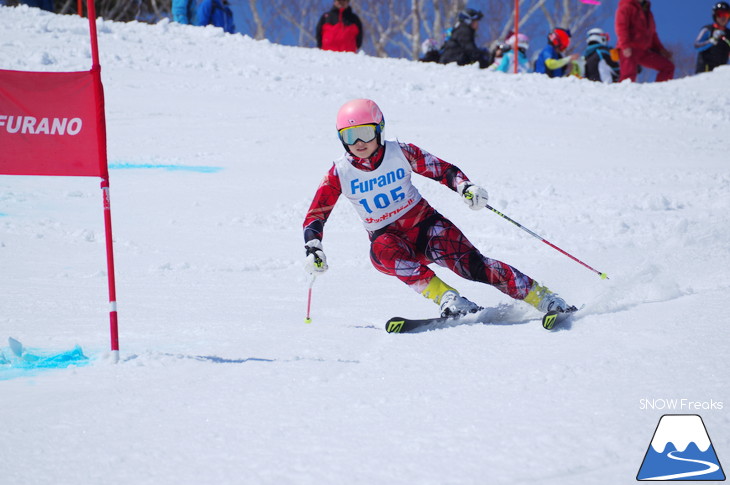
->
[506, 33, 529, 51]
[548, 28, 572, 51]
[458, 8, 484, 24]
[713, 1, 730, 19]
[586, 28, 609, 45]
[336, 99, 385, 148]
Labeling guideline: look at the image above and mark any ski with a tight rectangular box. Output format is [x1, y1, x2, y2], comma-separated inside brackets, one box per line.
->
[385, 307, 504, 333]
[541, 306, 579, 330]
[385, 305, 580, 333]
[386, 314, 457, 333]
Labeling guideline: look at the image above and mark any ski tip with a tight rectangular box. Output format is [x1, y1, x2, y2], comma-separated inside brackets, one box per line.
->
[542, 311, 559, 330]
[385, 318, 406, 334]
[542, 306, 580, 330]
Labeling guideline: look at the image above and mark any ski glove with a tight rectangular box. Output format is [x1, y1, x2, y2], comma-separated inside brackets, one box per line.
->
[304, 239, 328, 275]
[457, 182, 489, 211]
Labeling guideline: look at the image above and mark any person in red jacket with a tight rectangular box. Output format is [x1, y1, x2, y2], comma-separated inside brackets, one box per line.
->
[316, 0, 363, 53]
[615, 0, 674, 82]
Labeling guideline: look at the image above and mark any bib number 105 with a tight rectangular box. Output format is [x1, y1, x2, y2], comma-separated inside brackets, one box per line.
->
[358, 186, 405, 214]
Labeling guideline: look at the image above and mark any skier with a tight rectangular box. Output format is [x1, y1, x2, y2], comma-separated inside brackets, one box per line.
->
[195, 0, 235, 34]
[302, 99, 572, 318]
[487, 42, 509, 70]
[615, 0, 674, 82]
[494, 33, 531, 73]
[583, 28, 620, 83]
[316, 0, 363, 53]
[172, 0, 196, 25]
[694, 2, 730, 73]
[438, 8, 491, 68]
[534, 27, 579, 78]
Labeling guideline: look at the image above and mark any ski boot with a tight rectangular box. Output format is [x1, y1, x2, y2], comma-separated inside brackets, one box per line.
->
[439, 290, 481, 317]
[421, 276, 481, 317]
[524, 282, 572, 313]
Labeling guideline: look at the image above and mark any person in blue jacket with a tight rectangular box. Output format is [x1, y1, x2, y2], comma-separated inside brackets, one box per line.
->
[172, 0, 197, 25]
[195, 0, 235, 34]
[494, 33, 531, 73]
[534, 27, 579, 77]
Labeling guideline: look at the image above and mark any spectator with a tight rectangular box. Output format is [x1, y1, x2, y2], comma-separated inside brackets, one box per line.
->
[495, 34, 530, 73]
[487, 42, 510, 70]
[534, 28, 580, 78]
[583, 28, 620, 83]
[172, 0, 197, 25]
[316, 0, 363, 53]
[195, 0, 235, 34]
[419, 38, 442, 63]
[439, 8, 491, 68]
[694, 1, 730, 73]
[615, 0, 674, 82]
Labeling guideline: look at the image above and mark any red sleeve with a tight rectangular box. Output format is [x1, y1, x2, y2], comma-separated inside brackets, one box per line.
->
[399, 142, 470, 191]
[303, 164, 342, 243]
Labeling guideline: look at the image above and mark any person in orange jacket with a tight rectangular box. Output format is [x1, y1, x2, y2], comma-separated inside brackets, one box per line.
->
[316, 0, 363, 53]
[615, 0, 674, 82]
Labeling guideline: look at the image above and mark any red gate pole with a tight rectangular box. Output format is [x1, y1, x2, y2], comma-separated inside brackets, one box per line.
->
[101, 179, 119, 360]
[86, 0, 120, 362]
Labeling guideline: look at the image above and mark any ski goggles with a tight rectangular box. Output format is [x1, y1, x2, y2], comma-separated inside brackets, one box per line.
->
[338, 124, 378, 145]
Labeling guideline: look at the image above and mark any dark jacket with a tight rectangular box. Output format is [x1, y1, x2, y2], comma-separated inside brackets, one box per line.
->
[583, 43, 620, 82]
[694, 23, 730, 72]
[316, 6, 363, 52]
[438, 22, 489, 67]
[21, 0, 53, 11]
[615, 0, 666, 52]
[195, 0, 235, 34]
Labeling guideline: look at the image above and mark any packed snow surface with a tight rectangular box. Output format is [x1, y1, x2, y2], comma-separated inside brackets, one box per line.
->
[1, 6, 729, 484]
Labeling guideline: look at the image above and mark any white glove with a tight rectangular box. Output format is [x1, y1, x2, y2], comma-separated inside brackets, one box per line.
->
[713, 29, 725, 40]
[457, 182, 489, 211]
[304, 239, 328, 275]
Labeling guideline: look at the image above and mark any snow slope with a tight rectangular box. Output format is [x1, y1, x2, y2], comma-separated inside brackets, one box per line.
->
[1, 6, 729, 484]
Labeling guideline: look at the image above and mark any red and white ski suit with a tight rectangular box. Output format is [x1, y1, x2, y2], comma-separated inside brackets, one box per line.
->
[303, 142, 534, 300]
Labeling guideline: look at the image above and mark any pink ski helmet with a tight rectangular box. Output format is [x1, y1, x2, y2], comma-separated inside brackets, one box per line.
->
[336, 99, 385, 132]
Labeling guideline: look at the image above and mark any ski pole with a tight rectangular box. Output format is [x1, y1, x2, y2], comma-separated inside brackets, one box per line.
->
[485, 204, 609, 280]
[304, 274, 316, 323]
